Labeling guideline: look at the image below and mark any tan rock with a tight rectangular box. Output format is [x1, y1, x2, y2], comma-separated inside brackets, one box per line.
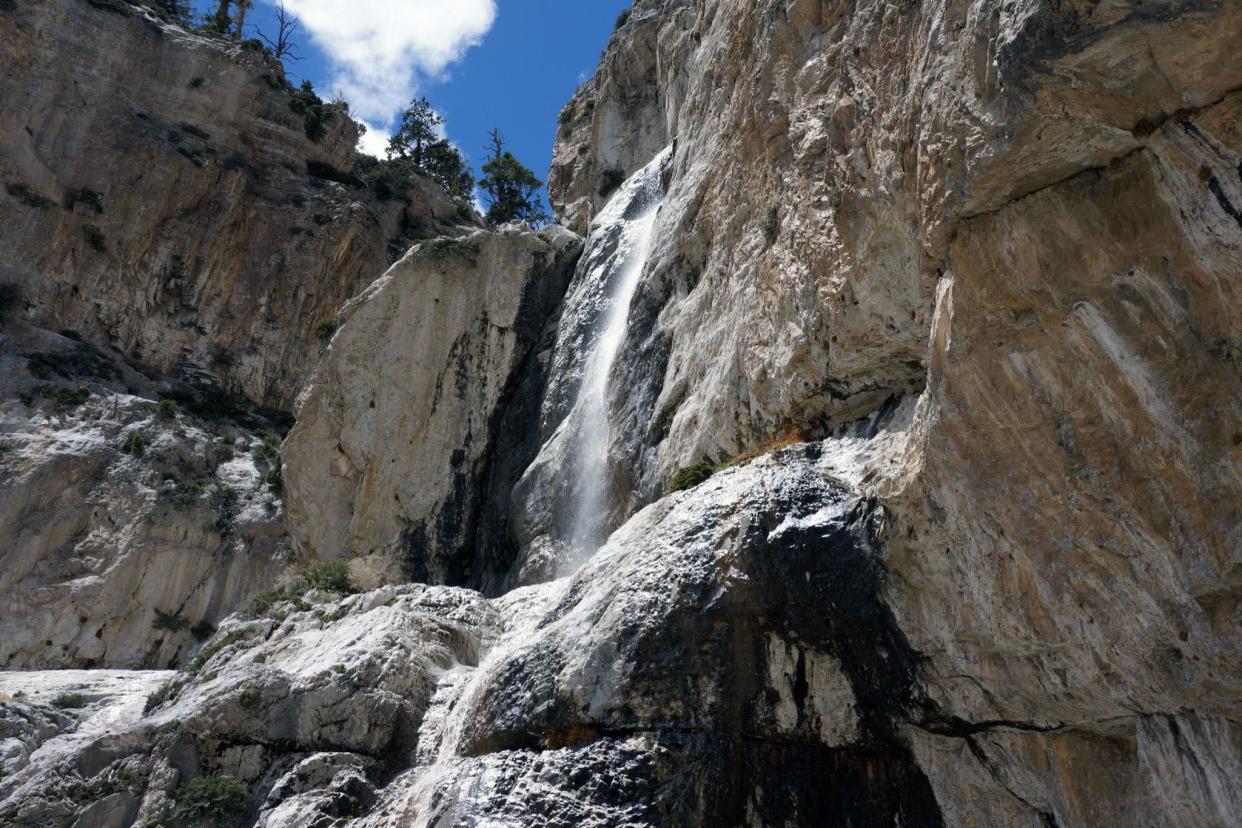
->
[0, 0, 466, 410]
[283, 227, 582, 588]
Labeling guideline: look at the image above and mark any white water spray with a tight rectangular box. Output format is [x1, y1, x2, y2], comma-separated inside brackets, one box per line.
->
[560, 148, 671, 572]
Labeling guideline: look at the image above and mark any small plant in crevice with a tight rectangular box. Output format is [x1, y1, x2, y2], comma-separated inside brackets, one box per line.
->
[667, 431, 811, 494]
[238, 686, 262, 709]
[760, 205, 780, 245]
[174, 775, 247, 820]
[668, 462, 716, 494]
[39, 386, 91, 410]
[263, 463, 283, 497]
[121, 431, 146, 457]
[313, 319, 337, 344]
[51, 692, 89, 709]
[247, 588, 309, 619]
[185, 630, 248, 674]
[153, 719, 186, 746]
[303, 558, 354, 594]
[289, 80, 331, 142]
[157, 398, 177, 420]
[153, 608, 189, 633]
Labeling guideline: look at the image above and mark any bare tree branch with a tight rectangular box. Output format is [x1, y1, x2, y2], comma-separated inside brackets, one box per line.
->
[259, 1, 302, 62]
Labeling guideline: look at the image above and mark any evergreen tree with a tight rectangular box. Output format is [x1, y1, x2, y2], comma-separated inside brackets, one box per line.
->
[424, 139, 474, 198]
[385, 98, 473, 199]
[208, 0, 232, 35]
[387, 98, 441, 169]
[479, 130, 548, 226]
[155, 0, 192, 23]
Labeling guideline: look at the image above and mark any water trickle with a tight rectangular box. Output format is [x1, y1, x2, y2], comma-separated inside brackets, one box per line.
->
[558, 147, 672, 573]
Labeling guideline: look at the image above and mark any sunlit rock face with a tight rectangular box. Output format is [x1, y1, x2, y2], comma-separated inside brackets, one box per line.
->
[282, 227, 583, 590]
[0, 324, 290, 670]
[3, 0, 1242, 825]
[0, 0, 466, 411]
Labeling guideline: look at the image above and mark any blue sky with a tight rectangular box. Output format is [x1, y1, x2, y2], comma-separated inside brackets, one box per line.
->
[192, 1, 630, 204]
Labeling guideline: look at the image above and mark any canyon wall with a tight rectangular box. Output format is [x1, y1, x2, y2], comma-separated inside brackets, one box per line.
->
[0, 0, 464, 411]
[1, 0, 1240, 826]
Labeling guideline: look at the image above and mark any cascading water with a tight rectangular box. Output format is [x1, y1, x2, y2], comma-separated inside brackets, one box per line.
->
[556, 147, 672, 573]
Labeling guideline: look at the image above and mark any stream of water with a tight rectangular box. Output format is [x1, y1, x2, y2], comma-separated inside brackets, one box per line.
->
[559, 147, 671, 573]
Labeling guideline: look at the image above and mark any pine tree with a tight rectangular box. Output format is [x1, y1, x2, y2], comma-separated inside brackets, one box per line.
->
[385, 98, 473, 199]
[387, 98, 441, 169]
[424, 139, 474, 198]
[208, 0, 232, 35]
[155, 0, 192, 23]
[479, 130, 548, 226]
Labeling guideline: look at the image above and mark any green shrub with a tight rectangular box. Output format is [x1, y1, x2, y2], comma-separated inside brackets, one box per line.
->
[289, 81, 330, 142]
[760, 206, 780, 245]
[263, 464, 283, 496]
[174, 775, 247, 820]
[313, 319, 337, 344]
[238, 686, 262, 708]
[121, 432, 146, 457]
[668, 462, 717, 494]
[144, 682, 176, 714]
[5, 181, 57, 209]
[303, 558, 353, 594]
[614, 8, 631, 30]
[185, 630, 248, 674]
[40, 386, 90, 409]
[248, 589, 308, 619]
[154, 719, 186, 746]
[153, 609, 188, 632]
[0, 283, 21, 324]
[82, 224, 107, 252]
[188, 76, 205, 89]
[51, 692, 89, 709]
[157, 398, 177, 420]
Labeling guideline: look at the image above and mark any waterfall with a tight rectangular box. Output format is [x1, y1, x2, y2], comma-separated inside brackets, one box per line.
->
[557, 147, 671, 573]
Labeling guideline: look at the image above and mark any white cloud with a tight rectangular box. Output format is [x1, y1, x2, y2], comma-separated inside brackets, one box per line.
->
[356, 122, 391, 158]
[272, 0, 496, 124]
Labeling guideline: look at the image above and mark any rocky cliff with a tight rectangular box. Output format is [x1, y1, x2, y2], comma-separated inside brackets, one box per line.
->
[0, 0, 465, 411]
[2, 0, 1241, 826]
[0, 0, 473, 673]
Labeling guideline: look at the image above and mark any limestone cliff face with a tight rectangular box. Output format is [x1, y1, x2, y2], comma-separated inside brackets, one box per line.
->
[0, 324, 290, 670]
[3, 0, 1242, 826]
[0, 0, 464, 411]
[283, 227, 582, 591]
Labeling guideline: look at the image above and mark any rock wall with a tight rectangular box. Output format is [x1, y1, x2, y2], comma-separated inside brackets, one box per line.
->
[2, 0, 1241, 825]
[0, 0, 465, 411]
[0, 323, 290, 669]
[283, 227, 582, 590]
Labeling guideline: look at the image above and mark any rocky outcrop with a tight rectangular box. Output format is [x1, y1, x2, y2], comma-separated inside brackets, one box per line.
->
[6, 438, 1236, 825]
[0, 0, 467, 411]
[0, 323, 290, 669]
[283, 226, 582, 590]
